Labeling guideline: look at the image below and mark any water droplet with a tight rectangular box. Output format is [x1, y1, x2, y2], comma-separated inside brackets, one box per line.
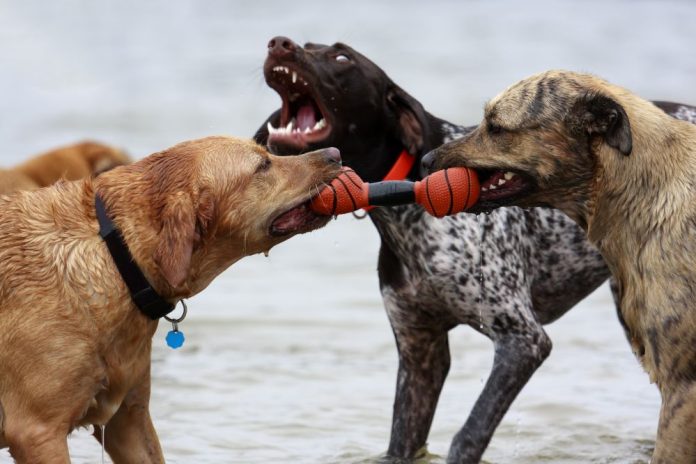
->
[100, 424, 106, 464]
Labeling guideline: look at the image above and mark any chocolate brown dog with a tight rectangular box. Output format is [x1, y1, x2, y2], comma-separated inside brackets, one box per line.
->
[0, 136, 340, 463]
[424, 70, 696, 463]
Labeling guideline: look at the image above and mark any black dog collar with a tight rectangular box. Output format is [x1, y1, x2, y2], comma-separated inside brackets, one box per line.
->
[95, 194, 175, 320]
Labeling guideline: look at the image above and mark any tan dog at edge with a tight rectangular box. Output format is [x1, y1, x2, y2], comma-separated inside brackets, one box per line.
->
[424, 70, 696, 463]
[0, 140, 131, 195]
[0, 136, 341, 463]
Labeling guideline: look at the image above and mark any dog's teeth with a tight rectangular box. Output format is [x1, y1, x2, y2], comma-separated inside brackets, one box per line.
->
[273, 66, 282, 72]
[504, 172, 515, 180]
[304, 127, 311, 133]
[482, 186, 488, 192]
[284, 67, 289, 74]
[489, 185, 497, 190]
[267, 122, 276, 134]
[286, 120, 294, 132]
[292, 71, 297, 83]
[312, 119, 325, 131]
[497, 178, 506, 186]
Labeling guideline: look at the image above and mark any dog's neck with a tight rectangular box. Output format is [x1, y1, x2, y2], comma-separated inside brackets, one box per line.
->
[586, 101, 696, 282]
[93, 166, 233, 303]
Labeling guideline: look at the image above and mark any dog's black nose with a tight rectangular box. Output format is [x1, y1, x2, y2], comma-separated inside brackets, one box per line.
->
[321, 147, 342, 165]
[268, 36, 297, 57]
[421, 151, 436, 175]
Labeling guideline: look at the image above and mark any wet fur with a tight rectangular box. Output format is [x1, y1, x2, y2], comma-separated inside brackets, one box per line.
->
[255, 39, 695, 463]
[0, 140, 131, 195]
[428, 70, 696, 463]
[0, 137, 339, 463]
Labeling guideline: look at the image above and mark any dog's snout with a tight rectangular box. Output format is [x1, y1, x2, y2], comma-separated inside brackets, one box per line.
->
[268, 36, 297, 57]
[321, 147, 342, 165]
[421, 150, 436, 175]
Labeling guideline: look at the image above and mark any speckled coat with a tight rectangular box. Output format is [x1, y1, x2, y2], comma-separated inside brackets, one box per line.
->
[370, 121, 611, 463]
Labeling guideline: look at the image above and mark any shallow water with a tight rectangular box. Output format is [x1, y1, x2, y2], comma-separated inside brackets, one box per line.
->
[1, 1, 695, 462]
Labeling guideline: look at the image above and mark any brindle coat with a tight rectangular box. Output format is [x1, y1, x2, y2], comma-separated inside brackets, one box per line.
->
[426, 70, 696, 463]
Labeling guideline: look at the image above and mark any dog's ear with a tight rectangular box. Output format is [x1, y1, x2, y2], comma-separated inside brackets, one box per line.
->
[570, 92, 632, 156]
[253, 109, 282, 147]
[387, 85, 428, 155]
[153, 190, 215, 288]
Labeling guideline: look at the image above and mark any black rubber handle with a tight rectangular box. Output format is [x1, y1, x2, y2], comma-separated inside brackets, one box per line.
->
[367, 181, 415, 206]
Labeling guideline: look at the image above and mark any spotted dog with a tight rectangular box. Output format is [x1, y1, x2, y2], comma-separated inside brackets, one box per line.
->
[425, 70, 696, 463]
[254, 38, 696, 463]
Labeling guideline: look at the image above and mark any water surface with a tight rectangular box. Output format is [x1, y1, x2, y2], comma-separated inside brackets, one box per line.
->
[1, 1, 695, 462]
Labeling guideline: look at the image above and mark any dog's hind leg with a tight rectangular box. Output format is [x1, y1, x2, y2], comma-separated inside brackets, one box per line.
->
[447, 322, 552, 464]
[387, 325, 451, 458]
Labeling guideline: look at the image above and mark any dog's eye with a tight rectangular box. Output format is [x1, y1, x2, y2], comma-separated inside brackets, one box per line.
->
[335, 54, 350, 62]
[487, 122, 504, 135]
[256, 158, 271, 173]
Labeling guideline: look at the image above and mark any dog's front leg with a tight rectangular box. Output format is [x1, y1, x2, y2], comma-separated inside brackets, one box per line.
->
[386, 324, 451, 459]
[652, 381, 696, 463]
[97, 368, 164, 464]
[447, 327, 552, 464]
[6, 423, 70, 464]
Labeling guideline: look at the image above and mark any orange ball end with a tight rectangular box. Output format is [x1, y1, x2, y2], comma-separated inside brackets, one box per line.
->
[310, 167, 369, 215]
[415, 167, 480, 218]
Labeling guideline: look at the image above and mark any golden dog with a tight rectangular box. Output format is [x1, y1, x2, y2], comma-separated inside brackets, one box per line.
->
[424, 70, 696, 463]
[0, 136, 340, 463]
[0, 141, 130, 195]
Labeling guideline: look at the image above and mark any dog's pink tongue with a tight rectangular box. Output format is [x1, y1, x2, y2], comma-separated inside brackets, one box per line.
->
[297, 104, 316, 131]
[271, 203, 314, 235]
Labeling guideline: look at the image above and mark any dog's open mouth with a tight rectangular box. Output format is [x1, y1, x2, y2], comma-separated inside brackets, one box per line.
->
[474, 169, 534, 207]
[265, 64, 331, 149]
[269, 200, 328, 237]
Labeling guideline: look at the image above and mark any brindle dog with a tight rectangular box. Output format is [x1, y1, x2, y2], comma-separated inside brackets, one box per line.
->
[255, 39, 696, 463]
[425, 70, 696, 463]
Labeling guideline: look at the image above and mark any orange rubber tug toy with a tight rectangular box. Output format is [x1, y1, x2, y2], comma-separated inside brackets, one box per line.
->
[310, 166, 480, 218]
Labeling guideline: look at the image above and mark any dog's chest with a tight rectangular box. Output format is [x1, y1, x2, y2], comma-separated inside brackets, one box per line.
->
[371, 205, 531, 322]
[370, 122, 609, 327]
[76, 320, 156, 428]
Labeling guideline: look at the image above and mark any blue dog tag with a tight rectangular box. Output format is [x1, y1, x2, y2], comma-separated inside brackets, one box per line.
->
[166, 329, 185, 349]
[164, 300, 188, 349]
